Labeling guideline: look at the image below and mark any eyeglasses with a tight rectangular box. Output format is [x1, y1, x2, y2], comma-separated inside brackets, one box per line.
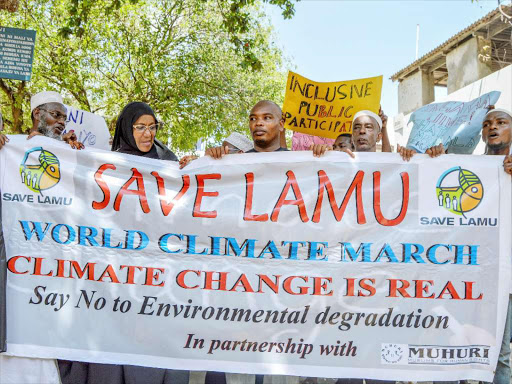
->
[133, 122, 162, 133]
[39, 108, 67, 121]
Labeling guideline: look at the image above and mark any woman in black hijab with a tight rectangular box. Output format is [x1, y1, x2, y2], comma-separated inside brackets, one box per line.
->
[58, 102, 187, 384]
[111, 101, 178, 161]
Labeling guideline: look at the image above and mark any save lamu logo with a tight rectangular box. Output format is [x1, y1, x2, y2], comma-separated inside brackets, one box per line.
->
[436, 167, 483, 217]
[19, 147, 61, 194]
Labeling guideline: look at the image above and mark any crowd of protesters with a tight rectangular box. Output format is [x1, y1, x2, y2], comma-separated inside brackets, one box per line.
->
[0, 90, 511, 384]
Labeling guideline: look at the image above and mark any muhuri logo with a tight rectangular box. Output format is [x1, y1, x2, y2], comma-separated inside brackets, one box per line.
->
[436, 166, 483, 217]
[408, 345, 490, 365]
[20, 147, 61, 194]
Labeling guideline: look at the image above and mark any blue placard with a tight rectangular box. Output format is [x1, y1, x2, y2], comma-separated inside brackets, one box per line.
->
[0, 26, 36, 81]
[406, 91, 501, 154]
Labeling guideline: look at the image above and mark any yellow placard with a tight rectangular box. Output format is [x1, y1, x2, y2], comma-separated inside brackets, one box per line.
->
[282, 71, 383, 139]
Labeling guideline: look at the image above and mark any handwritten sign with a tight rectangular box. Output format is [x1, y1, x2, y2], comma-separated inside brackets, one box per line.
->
[63, 105, 110, 150]
[282, 71, 383, 140]
[406, 91, 501, 154]
[0, 26, 36, 81]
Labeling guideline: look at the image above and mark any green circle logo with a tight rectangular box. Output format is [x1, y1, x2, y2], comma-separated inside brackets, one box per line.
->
[20, 147, 61, 194]
[436, 167, 483, 216]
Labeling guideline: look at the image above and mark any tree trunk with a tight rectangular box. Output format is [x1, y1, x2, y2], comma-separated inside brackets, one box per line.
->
[0, 79, 27, 134]
[0, 0, 18, 12]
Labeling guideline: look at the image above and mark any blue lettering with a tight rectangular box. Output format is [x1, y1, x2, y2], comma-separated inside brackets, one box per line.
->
[258, 240, 282, 259]
[426, 244, 452, 264]
[454, 245, 479, 265]
[159, 233, 183, 253]
[51, 224, 76, 245]
[374, 244, 398, 263]
[125, 230, 148, 250]
[402, 243, 426, 263]
[225, 237, 256, 257]
[78, 226, 99, 246]
[340, 242, 372, 262]
[307, 241, 328, 261]
[19, 220, 52, 241]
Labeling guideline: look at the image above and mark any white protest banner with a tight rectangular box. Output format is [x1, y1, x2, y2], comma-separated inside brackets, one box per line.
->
[406, 91, 501, 154]
[63, 105, 110, 150]
[0, 135, 510, 382]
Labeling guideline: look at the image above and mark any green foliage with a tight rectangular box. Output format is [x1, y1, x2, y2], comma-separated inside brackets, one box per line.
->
[59, 0, 297, 69]
[0, 0, 289, 150]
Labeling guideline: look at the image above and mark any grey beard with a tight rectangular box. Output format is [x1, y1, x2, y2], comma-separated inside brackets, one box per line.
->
[37, 120, 61, 140]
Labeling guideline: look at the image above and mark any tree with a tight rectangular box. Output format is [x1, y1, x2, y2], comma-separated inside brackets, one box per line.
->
[59, 0, 297, 70]
[0, 0, 289, 150]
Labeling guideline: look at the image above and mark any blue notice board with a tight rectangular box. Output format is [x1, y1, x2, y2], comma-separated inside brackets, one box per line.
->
[0, 26, 36, 81]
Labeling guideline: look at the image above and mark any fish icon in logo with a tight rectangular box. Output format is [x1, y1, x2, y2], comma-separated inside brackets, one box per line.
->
[436, 166, 483, 217]
[20, 147, 61, 193]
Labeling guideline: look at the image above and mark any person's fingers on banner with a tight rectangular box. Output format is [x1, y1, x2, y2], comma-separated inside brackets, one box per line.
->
[310, 144, 332, 157]
[205, 147, 219, 159]
[426, 143, 445, 158]
[61, 130, 84, 150]
[27, 131, 42, 140]
[487, 105, 496, 111]
[0, 133, 9, 149]
[503, 155, 512, 175]
[70, 140, 84, 150]
[62, 130, 77, 142]
[397, 144, 416, 162]
[340, 147, 355, 159]
[179, 155, 198, 169]
[205, 145, 229, 159]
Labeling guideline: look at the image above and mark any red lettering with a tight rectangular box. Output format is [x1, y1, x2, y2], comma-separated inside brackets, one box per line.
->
[176, 270, 200, 289]
[92, 164, 116, 210]
[387, 278, 411, 298]
[193, 174, 221, 218]
[229, 274, 255, 293]
[414, 279, 435, 299]
[144, 267, 166, 287]
[464, 281, 483, 300]
[345, 278, 356, 297]
[33, 257, 53, 277]
[256, 275, 281, 294]
[203, 271, 228, 291]
[271, 171, 309, 222]
[7, 256, 30, 274]
[113, 168, 150, 213]
[55, 259, 70, 278]
[97, 264, 121, 283]
[243, 173, 268, 222]
[312, 170, 366, 223]
[437, 281, 461, 300]
[312, 276, 333, 296]
[358, 278, 376, 297]
[151, 172, 190, 216]
[120, 265, 144, 284]
[283, 275, 309, 295]
[69, 261, 96, 280]
[373, 171, 409, 226]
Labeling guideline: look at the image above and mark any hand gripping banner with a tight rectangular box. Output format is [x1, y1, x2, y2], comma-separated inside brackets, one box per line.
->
[0, 136, 510, 381]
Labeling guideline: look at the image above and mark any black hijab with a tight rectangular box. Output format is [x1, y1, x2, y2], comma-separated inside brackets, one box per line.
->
[111, 102, 177, 161]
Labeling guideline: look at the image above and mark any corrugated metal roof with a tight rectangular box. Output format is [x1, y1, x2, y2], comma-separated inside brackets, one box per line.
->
[391, 6, 511, 81]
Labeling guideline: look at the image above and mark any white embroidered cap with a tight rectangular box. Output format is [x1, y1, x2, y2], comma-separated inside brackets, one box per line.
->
[484, 108, 512, 120]
[225, 132, 253, 152]
[30, 91, 64, 112]
[352, 110, 382, 130]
